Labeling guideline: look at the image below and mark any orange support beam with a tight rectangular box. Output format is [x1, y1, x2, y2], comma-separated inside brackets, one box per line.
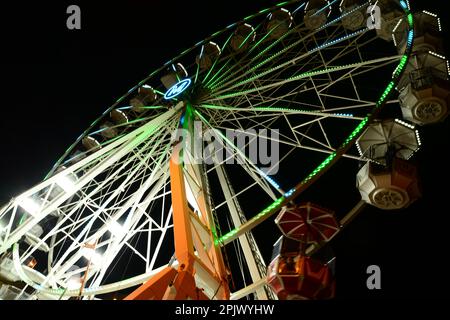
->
[124, 267, 177, 300]
[125, 105, 229, 300]
[169, 154, 196, 274]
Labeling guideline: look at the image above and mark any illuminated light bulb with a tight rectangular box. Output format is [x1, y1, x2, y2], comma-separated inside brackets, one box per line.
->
[107, 221, 126, 238]
[415, 130, 422, 146]
[284, 188, 295, 198]
[400, 0, 408, 9]
[392, 18, 403, 33]
[395, 118, 415, 129]
[67, 278, 82, 290]
[428, 51, 447, 60]
[407, 15, 414, 28]
[27, 258, 37, 269]
[259, 169, 281, 189]
[56, 174, 77, 193]
[18, 197, 41, 216]
[422, 10, 437, 18]
[392, 34, 398, 47]
[81, 247, 103, 266]
[356, 142, 363, 156]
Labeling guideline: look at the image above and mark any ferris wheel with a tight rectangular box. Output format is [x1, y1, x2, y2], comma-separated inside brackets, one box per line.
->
[0, 0, 448, 300]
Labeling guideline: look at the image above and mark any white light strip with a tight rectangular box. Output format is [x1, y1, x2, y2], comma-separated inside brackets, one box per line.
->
[415, 130, 422, 146]
[394, 118, 415, 130]
[392, 18, 403, 33]
[81, 247, 103, 266]
[428, 51, 447, 61]
[56, 175, 77, 193]
[356, 142, 363, 157]
[422, 10, 437, 18]
[392, 34, 398, 48]
[407, 147, 420, 160]
[107, 221, 126, 238]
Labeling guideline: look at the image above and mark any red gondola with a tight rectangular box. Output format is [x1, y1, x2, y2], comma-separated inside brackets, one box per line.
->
[267, 236, 335, 300]
[275, 203, 339, 244]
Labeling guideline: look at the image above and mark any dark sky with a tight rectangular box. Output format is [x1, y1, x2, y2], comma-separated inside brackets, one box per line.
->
[0, 0, 449, 299]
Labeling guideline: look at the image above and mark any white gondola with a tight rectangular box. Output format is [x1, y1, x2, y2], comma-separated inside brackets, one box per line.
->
[356, 119, 421, 164]
[356, 158, 421, 210]
[100, 121, 119, 139]
[391, 11, 450, 125]
[340, 0, 365, 31]
[68, 149, 86, 165]
[399, 72, 450, 125]
[304, 0, 328, 31]
[230, 24, 255, 51]
[160, 63, 188, 89]
[196, 42, 221, 70]
[395, 11, 444, 54]
[110, 109, 129, 124]
[356, 119, 422, 210]
[267, 8, 293, 39]
[130, 85, 157, 113]
[82, 136, 101, 152]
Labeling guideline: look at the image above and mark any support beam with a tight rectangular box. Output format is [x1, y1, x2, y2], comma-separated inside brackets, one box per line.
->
[215, 163, 269, 300]
[124, 267, 177, 300]
[230, 278, 267, 300]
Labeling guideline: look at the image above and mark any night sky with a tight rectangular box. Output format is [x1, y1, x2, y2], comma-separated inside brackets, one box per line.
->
[1, 0, 449, 299]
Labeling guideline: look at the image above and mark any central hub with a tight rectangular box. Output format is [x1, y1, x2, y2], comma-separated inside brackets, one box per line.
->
[164, 78, 192, 100]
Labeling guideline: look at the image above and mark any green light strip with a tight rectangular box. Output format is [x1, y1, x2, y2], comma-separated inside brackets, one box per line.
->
[203, 60, 232, 88]
[216, 197, 285, 245]
[408, 13, 413, 26]
[216, 114, 366, 245]
[342, 117, 369, 146]
[377, 81, 395, 105]
[393, 55, 408, 78]
[141, 105, 165, 109]
[201, 103, 315, 113]
[238, 26, 258, 50]
[199, 104, 359, 119]
[276, 1, 291, 7]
